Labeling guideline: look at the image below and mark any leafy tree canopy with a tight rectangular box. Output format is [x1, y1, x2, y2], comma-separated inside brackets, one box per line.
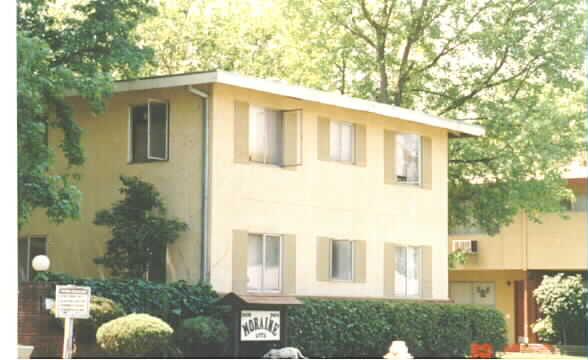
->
[138, 0, 586, 235]
[17, 0, 156, 227]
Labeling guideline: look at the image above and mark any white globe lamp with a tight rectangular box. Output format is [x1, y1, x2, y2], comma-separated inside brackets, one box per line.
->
[32, 255, 50, 272]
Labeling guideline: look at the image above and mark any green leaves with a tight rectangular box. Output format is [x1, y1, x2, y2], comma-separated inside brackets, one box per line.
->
[93, 176, 188, 279]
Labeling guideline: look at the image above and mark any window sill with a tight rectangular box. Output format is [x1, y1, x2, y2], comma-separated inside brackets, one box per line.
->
[321, 158, 360, 167]
[128, 159, 169, 164]
[385, 181, 430, 190]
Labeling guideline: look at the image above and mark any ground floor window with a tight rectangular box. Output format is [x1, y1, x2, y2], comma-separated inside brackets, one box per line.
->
[247, 234, 281, 292]
[18, 236, 47, 281]
[395, 246, 421, 297]
[449, 281, 496, 307]
[330, 239, 354, 281]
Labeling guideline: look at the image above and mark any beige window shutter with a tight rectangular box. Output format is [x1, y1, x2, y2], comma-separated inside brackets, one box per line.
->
[353, 240, 367, 283]
[316, 237, 330, 281]
[354, 124, 367, 167]
[282, 110, 302, 167]
[421, 136, 433, 189]
[383, 243, 397, 298]
[232, 229, 249, 293]
[384, 130, 397, 185]
[283, 234, 297, 295]
[317, 117, 330, 161]
[421, 245, 433, 298]
[234, 101, 250, 163]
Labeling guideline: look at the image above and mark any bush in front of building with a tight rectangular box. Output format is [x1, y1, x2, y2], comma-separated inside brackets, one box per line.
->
[532, 273, 587, 345]
[96, 313, 174, 357]
[287, 298, 507, 358]
[43, 273, 221, 329]
[175, 316, 229, 356]
[50, 295, 126, 342]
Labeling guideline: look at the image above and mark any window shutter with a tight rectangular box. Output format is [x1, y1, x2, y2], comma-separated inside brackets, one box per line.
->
[384, 130, 397, 184]
[383, 243, 397, 297]
[232, 230, 249, 293]
[353, 240, 367, 283]
[147, 101, 168, 160]
[421, 246, 433, 298]
[317, 117, 330, 161]
[234, 101, 250, 163]
[283, 234, 297, 295]
[282, 110, 302, 167]
[422, 136, 433, 189]
[316, 237, 330, 281]
[355, 124, 367, 167]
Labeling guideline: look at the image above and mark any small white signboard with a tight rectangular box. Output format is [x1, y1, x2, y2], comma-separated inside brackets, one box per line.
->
[55, 285, 91, 319]
[240, 310, 281, 341]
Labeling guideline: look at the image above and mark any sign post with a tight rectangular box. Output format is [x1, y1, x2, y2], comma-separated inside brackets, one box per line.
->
[55, 285, 91, 359]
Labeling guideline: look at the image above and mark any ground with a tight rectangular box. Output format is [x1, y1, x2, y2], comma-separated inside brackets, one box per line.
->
[498, 352, 586, 359]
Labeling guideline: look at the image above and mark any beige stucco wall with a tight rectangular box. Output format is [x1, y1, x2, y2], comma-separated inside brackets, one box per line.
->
[449, 185, 587, 271]
[20, 86, 206, 282]
[449, 270, 524, 345]
[207, 83, 450, 299]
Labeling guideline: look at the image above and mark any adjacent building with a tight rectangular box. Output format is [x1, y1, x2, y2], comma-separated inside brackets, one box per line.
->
[18, 71, 483, 301]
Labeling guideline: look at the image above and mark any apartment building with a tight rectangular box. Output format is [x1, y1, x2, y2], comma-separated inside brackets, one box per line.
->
[448, 158, 587, 344]
[19, 71, 483, 301]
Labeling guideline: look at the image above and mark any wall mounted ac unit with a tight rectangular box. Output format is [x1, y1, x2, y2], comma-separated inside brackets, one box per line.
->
[452, 239, 479, 254]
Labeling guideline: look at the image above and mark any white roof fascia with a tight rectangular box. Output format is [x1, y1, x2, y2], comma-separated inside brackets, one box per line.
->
[111, 70, 484, 136]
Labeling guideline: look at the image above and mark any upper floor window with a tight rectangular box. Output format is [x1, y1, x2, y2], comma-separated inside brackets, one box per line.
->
[130, 100, 169, 162]
[394, 246, 421, 297]
[330, 239, 354, 281]
[18, 236, 47, 282]
[396, 133, 421, 184]
[247, 233, 281, 292]
[249, 106, 283, 165]
[330, 120, 355, 162]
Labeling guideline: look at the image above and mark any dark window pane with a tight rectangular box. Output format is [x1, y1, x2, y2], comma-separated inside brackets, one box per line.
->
[132, 105, 148, 162]
[148, 102, 167, 159]
[28, 237, 47, 280]
[18, 238, 27, 282]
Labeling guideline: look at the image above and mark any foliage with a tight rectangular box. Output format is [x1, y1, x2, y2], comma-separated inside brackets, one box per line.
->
[175, 316, 229, 355]
[96, 313, 173, 357]
[93, 176, 188, 279]
[42, 273, 221, 329]
[16, 0, 156, 227]
[50, 296, 126, 342]
[448, 248, 471, 269]
[137, 0, 586, 235]
[531, 317, 559, 344]
[287, 297, 507, 358]
[532, 273, 588, 345]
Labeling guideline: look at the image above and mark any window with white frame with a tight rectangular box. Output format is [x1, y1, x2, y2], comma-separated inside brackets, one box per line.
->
[330, 239, 354, 281]
[18, 236, 47, 282]
[247, 234, 281, 292]
[330, 120, 355, 162]
[396, 133, 421, 184]
[394, 246, 421, 297]
[130, 100, 169, 162]
[249, 106, 283, 165]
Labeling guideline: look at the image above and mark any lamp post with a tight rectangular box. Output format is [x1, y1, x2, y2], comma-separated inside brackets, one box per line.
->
[32, 255, 50, 281]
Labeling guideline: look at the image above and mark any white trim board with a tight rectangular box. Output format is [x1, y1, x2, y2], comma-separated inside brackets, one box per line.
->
[95, 71, 485, 137]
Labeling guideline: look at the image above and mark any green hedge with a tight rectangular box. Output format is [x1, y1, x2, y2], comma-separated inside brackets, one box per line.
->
[287, 298, 507, 358]
[43, 273, 220, 328]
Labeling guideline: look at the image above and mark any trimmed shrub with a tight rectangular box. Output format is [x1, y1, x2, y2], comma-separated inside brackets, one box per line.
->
[42, 273, 220, 328]
[176, 316, 229, 356]
[287, 298, 507, 358]
[50, 296, 126, 342]
[96, 313, 174, 357]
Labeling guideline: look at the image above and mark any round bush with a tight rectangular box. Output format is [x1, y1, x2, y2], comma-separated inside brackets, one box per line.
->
[50, 296, 125, 342]
[176, 316, 229, 353]
[96, 313, 174, 356]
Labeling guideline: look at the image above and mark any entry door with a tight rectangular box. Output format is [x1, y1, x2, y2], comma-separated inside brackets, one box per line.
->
[514, 280, 525, 342]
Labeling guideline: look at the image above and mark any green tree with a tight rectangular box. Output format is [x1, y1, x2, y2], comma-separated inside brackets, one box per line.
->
[17, 0, 156, 227]
[94, 176, 188, 279]
[532, 273, 587, 345]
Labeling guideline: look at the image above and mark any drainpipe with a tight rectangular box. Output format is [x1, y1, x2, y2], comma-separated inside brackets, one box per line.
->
[187, 85, 210, 283]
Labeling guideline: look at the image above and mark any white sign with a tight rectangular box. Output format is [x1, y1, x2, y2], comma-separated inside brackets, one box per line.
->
[55, 285, 91, 319]
[240, 310, 280, 341]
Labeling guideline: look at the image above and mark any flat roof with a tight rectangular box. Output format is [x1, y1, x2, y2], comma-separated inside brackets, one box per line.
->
[113, 70, 485, 137]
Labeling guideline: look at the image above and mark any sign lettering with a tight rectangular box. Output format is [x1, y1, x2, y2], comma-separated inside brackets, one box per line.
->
[55, 285, 91, 319]
[240, 310, 280, 341]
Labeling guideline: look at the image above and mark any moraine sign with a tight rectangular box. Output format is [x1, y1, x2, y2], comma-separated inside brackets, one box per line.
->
[241, 310, 281, 341]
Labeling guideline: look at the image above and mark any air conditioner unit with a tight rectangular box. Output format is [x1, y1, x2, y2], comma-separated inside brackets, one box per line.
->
[452, 240, 478, 254]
